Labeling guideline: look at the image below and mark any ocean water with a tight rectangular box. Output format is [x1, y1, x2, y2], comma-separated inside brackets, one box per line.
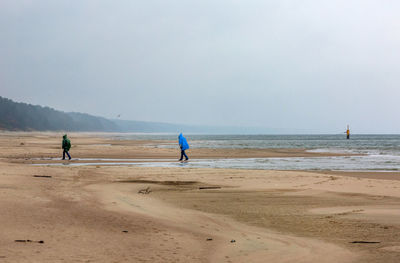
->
[105, 134, 400, 172]
[111, 134, 400, 153]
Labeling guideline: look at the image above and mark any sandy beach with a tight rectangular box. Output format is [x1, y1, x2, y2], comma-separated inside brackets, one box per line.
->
[1, 132, 400, 262]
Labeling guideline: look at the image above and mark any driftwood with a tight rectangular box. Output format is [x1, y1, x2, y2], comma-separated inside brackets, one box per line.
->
[33, 175, 52, 178]
[199, 186, 221, 190]
[350, 241, 380, 244]
[138, 187, 151, 194]
[15, 240, 44, 243]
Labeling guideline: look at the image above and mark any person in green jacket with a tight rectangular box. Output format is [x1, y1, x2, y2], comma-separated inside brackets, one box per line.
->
[62, 134, 72, 160]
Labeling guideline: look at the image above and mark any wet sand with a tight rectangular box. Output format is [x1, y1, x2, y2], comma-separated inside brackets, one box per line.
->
[0, 132, 355, 161]
[0, 132, 400, 262]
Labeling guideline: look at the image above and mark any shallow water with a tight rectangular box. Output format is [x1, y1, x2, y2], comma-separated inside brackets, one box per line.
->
[32, 155, 400, 172]
[32, 134, 400, 171]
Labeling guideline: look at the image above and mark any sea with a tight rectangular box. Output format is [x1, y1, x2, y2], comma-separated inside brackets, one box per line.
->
[106, 134, 400, 172]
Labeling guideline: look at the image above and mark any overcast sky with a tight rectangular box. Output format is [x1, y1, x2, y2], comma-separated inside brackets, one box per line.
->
[1, 0, 400, 133]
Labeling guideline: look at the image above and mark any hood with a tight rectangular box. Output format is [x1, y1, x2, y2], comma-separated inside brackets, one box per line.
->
[63, 135, 67, 139]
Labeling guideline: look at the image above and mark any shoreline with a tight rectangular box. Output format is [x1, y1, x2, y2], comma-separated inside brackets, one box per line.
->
[0, 132, 359, 160]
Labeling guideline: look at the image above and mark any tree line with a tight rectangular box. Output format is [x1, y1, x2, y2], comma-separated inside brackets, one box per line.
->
[0, 96, 118, 131]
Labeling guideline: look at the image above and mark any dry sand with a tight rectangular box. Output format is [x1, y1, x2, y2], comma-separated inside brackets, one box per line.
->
[0, 132, 400, 262]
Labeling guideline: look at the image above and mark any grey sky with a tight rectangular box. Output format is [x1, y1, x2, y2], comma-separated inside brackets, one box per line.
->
[1, 0, 400, 133]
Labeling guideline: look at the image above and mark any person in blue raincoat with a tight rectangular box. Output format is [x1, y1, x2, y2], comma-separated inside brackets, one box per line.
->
[178, 133, 189, 161]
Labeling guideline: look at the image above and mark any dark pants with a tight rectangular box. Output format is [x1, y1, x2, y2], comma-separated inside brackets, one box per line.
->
[180, 150, 188, 160]
[63, 150, 71, 160]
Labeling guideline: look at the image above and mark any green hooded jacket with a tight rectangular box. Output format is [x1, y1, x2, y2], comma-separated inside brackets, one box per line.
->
[62, 135, 71, 151]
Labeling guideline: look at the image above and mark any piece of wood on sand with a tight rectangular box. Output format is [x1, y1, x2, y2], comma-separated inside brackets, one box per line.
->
[138, 187, 152, 194]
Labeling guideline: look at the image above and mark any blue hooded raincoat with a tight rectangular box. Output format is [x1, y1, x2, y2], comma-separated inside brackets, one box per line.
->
[178, 133, 189, 150]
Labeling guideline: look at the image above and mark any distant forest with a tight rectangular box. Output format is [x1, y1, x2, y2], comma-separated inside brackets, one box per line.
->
[0, 96, 119, 131]
[0, 96, 194, 132]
